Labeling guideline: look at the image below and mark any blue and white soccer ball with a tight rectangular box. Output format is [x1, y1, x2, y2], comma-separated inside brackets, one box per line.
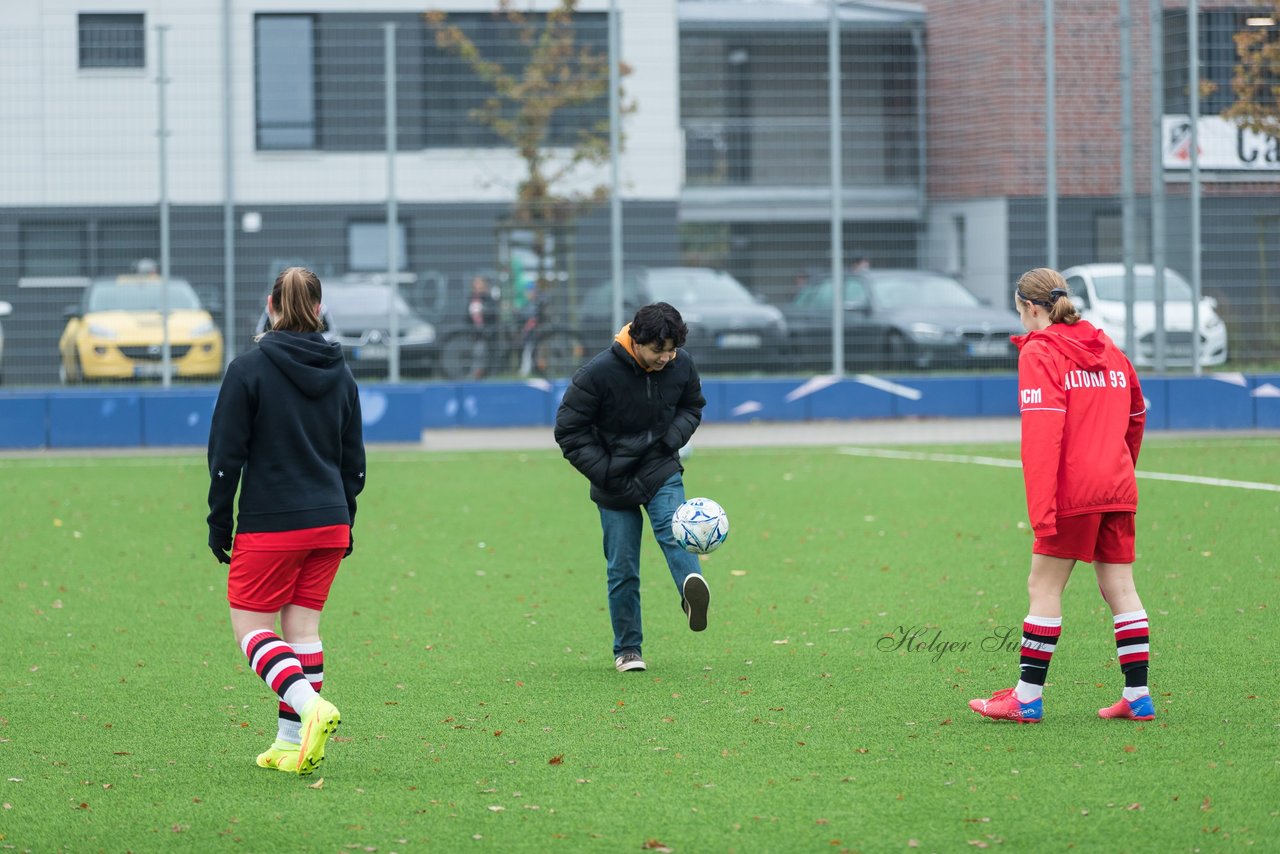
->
[671, 497, 729, 555]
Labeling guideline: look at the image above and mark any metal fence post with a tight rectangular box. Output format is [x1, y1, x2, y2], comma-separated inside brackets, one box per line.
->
[156, 23, 172, 388]
[384, 22, 400, 383]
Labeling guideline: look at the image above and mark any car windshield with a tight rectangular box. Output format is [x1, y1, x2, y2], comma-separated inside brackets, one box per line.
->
[87, 280, 202, 312]
[1092, 272, 1194, 302]
[868, 273, 982, 311]
[643, 269, 755, 306]
[323, 285, 415, 318]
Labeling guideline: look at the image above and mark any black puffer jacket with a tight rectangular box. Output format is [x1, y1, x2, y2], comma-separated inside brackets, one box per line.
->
[554, 340, 704, 509]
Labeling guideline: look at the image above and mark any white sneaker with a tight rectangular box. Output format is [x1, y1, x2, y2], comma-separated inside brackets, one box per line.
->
[615, 651, 646, 672]
[682, 573, 710, 632]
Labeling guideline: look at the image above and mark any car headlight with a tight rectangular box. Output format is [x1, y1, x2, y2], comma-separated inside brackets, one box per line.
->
[404, 323, 436, 345]
[906, 322, 950, 342]
[191, 321, 216, 336]
[87, 323, 118, 339]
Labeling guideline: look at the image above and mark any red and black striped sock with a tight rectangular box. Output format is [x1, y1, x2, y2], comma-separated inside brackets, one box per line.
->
[275, 641, 324, 744]
[1014, 615, 1062, 701]
[240, 630, 319, 722]
[1113, 609, 1150, 700]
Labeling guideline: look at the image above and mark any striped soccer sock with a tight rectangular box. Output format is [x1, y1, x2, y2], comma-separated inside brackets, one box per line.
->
[1014, 615, 1063, 702]
[275, 641, 324, 745]
[241, 630, 319, 722]
[1113, 609, 1150, 701]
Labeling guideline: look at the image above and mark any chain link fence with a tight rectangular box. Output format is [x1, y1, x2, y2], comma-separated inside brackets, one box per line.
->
[1, 1, 1276, 388]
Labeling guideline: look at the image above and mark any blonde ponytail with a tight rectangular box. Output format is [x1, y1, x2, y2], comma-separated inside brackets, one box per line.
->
[268, 267, 323, 334]
[1015, 268, 1080, 325]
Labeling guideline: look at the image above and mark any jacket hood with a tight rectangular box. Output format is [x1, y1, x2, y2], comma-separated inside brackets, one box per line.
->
[1012, 320, 1109, 371]
[257, 331, 349, 398]
[614, 322, 676, 372]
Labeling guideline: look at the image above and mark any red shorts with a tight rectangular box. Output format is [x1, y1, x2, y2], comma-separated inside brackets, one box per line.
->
[226, 525, 349, 613]
[1033, 511, 1136, 564]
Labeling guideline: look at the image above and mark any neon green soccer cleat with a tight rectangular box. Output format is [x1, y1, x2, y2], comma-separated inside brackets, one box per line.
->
[297, 697, 341, 776]
[256, 739, 301, 772]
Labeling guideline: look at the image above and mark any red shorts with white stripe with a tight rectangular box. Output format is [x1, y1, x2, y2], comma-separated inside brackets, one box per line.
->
[1033, 511, 1136, 564]
[226, 525, 349, 613]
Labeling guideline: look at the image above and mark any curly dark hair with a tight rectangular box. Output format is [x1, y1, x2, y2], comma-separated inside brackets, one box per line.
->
[629, 302, 688, 348]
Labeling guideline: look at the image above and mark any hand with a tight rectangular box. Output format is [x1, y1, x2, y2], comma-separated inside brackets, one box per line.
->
[209, 528, 232, 565]
[344, 532, 354, 558]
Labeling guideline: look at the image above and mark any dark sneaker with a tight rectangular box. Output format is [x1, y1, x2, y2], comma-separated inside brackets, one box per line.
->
[615, 651, 646, 672]
[682, 573, 710, 632]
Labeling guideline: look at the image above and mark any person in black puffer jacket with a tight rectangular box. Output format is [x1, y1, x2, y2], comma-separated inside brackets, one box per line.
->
[554, 302, 709, 674]
[207, 267, 364, 777]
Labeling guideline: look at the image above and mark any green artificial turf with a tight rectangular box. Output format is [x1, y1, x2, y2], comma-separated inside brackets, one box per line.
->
[1, 437, 1277, 852]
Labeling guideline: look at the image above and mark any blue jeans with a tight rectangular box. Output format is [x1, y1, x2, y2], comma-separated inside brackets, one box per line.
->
[598, 472, 702, 657]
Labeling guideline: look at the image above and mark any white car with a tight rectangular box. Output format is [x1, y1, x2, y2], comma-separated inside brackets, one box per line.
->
[1059, 263, 1228, 368]
[0, 300, 11, 384]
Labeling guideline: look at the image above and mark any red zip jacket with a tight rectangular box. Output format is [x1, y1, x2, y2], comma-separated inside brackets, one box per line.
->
[1012, 320, 1146, 537]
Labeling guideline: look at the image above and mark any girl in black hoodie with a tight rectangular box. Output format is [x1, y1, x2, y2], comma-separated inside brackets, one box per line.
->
[207, 267, 365, 776]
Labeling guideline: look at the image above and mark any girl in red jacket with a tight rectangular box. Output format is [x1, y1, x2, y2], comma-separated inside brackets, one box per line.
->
[970, 268, 1153, 724]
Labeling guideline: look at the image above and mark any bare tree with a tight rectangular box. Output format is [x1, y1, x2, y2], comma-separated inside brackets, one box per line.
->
[426, 1, 631, 300]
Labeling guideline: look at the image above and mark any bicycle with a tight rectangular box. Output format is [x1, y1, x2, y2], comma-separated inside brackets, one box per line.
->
[437, 305, 585, 381]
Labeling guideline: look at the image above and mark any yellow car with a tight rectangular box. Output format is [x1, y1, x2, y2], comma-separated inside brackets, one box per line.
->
[59, 274, 224, 382]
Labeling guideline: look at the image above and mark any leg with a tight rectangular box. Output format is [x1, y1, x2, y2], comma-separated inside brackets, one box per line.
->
[599, 503, 645, 658]
[1026, 553, 1076, 619]
[275, 604, 326, 746]
[1096, 562, 1154, 718]
[643, 473, 702, 594]
[1095, 561, 1143, 615]
[645, 473, 710, 631]
[1015, 554, 1075, 698]
[280, 603, 323, 645]
[970, 553, 1074, 723]
[1093, 512, 1153, 719]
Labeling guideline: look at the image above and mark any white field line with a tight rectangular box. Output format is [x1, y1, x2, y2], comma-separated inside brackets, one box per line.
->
[835, 446, 1280, 493]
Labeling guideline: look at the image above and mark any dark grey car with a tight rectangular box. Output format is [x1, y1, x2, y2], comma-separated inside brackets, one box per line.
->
[783, 269, 1022, 372]
[570, 267, 789, 374]
[321, 279, 438, 378]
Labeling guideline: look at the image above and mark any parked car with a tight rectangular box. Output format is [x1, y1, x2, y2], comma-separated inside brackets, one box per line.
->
[321, 275, 438, 377]
[1059, 263, 1228, 367]
[783, 269, 1023, 372]
[58, 273, 224, 383]
[571, 267, 789, 374]
[0, 300, 11, 384]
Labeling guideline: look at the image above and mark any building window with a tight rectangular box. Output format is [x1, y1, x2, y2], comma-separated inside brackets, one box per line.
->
[78, 14, 146, 69]
[20, 223, 87, 277]
[253, 12, 607, 152]
[348, 222, 407, 272]
[1094, 211, 1150, 264]
[97, 220, 159, 276]
[423, 12, 609, 148]
[255, 15, 317, 150]
[1164, 9, 1280, 115]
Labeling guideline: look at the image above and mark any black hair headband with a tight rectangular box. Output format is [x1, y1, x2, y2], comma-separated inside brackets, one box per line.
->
[1017, 287, 1069, 308]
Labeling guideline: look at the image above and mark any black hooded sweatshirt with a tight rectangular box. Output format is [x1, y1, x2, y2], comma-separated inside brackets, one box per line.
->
[207, 331, 365, 549]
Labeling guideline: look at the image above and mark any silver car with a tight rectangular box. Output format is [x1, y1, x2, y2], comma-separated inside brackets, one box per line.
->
[1059, 264, 1228, 367]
